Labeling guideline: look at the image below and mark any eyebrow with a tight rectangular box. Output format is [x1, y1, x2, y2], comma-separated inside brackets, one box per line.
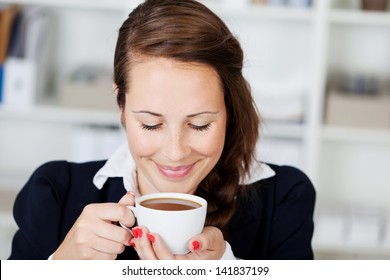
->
[131, 110, 219, 118]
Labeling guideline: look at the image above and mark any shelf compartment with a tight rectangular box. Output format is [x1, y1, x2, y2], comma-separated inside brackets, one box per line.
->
[261, 121, 305, 139]
[331, 9, 390, 26]
[0, 0, 141, 11]
[322, 125, 390, 145]
[200, 0, 314, 22]
[0, 105, 121, 126]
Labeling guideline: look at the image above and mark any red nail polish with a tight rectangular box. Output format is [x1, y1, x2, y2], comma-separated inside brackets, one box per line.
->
[132, 228, 139, 238]
[147, 233, 155, 243]
[192, 241, 200, 251]
[137, 228, 143, 238]
[130, 241, 136, 248]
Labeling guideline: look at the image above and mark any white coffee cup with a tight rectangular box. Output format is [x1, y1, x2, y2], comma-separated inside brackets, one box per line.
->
[121, 192, 207, 255]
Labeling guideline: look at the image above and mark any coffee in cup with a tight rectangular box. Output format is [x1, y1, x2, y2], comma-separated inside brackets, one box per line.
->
[139, 197, 202, 211]
[121, 192, 207, 255]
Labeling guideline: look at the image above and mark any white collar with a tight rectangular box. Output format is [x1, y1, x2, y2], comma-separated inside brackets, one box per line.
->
[93, 142, 275, 193]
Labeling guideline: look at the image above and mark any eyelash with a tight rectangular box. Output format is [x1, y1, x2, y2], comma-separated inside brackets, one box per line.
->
[189, 123, 211, 131]
[141, 124, 162, 131]
[141, 123, 211, 132]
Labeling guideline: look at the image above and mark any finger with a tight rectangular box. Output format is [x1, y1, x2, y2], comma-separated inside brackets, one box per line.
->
[117, 192, 136, 228]
[118, 191, 136, 206]
[186, 227, 225, 259]
[146, 232, 175, 260]
[82, 203, 135, 238]
[57, 226, 122, 260]
[94, 221, 132, 246]
[131, 226, 158, 260]
[82, 247, 118, 260]
[118, 212, 136, 229]
[75, 217, 131, 254]
[83, 203, 131, 223]
[118, 193, 137, 229]
[175, 227, 214, 260]
[90, 235, 127, 255]
[188, 233, 210, 253]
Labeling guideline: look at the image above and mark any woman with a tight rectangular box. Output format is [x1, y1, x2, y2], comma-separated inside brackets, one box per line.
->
[9, 0, 315, 260]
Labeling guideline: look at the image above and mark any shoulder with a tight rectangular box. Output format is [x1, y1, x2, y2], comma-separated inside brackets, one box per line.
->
[273, 164, 315, 206]
[16, 160, 107, 207]
[241, 163, 316, 219]
[29, 160, 106, 187]
[32, 160, 106, 179]
[251, 164, 315, 205]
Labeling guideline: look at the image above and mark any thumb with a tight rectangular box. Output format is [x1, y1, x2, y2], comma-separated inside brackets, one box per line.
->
[118, 191, 136, 206]
[188, 227, 225, 255]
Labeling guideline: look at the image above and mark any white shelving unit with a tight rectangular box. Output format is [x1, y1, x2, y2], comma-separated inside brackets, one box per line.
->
[330, 9, 390, 26]
[0, 0, 140, 11]
[1, 0, 390, 259]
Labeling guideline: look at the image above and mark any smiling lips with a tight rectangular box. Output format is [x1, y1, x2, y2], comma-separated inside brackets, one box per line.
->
[156, 163, 195, 179]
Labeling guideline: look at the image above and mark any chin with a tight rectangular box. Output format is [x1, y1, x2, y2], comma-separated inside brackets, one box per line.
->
[156, 180, 199, 194]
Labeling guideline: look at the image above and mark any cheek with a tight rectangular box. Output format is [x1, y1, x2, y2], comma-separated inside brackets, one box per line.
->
[196, 127, 226, 158]
[125, 126, 157, 158]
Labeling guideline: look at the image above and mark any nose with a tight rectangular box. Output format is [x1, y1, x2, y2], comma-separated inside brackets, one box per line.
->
[162, 128, 191, 162]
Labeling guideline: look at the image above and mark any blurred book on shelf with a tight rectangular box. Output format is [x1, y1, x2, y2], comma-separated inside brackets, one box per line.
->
[325, 86, 390, 130]
[361, 0, 389, 11]
[332, 0, 389, 10]
[0, 5, 19, 63]
[60, 65, 117, 111]
[0, 5, 52, 109]
[0, 65, 3, 103]
[0, 4, 20, 104]
[325, 71, 390, 129]
[253, 0, 312, 7]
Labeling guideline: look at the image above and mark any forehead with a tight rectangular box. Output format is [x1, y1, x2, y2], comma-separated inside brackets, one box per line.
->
[126, 57, 224, 109]
[129, 56, 220, 82]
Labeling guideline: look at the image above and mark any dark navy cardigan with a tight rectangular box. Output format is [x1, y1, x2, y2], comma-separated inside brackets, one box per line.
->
[8, 160, 315, 260]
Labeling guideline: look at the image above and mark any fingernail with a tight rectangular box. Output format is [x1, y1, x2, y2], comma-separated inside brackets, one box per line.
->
[192, 241, 200, 251]
[147, 233, 155, 243]
[127, 191, 135, 197]
[131, 228, 139, 238]
[135, 227, 143, 238]
[130, 241, 136, 248]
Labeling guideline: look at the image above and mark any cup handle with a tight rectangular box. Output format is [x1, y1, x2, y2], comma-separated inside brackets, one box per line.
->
[119, 205, 136, 235]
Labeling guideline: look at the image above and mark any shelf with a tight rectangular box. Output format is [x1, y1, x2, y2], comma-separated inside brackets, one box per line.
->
[0, 105, 121, 127]
[322, 125, 390, 146]
[330, 9, 390, 27]
[0, 0, 142, 11]
[0, 0, 314, 21]
[199, 1, 314, 22]
[261, 121, 305, 140]
[313, 244, 390, 259]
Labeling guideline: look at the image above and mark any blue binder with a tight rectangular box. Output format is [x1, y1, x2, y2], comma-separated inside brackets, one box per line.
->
[0, 65, 3, 103]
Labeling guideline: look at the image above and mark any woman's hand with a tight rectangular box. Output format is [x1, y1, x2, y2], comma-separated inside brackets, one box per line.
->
[129, 226, 226, 260]
[52, 192, 136, 259]
[180, 226, 226, 260]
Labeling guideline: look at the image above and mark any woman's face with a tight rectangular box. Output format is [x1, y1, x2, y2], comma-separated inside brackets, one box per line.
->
[122, 57, 227, 195]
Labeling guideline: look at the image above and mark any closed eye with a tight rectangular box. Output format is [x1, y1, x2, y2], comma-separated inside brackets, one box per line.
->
[141, 123, 162, 131]
[189, 123, 211, 131]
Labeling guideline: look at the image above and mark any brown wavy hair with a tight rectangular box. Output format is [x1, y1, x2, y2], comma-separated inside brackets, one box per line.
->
[114, 0, 260, 235]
